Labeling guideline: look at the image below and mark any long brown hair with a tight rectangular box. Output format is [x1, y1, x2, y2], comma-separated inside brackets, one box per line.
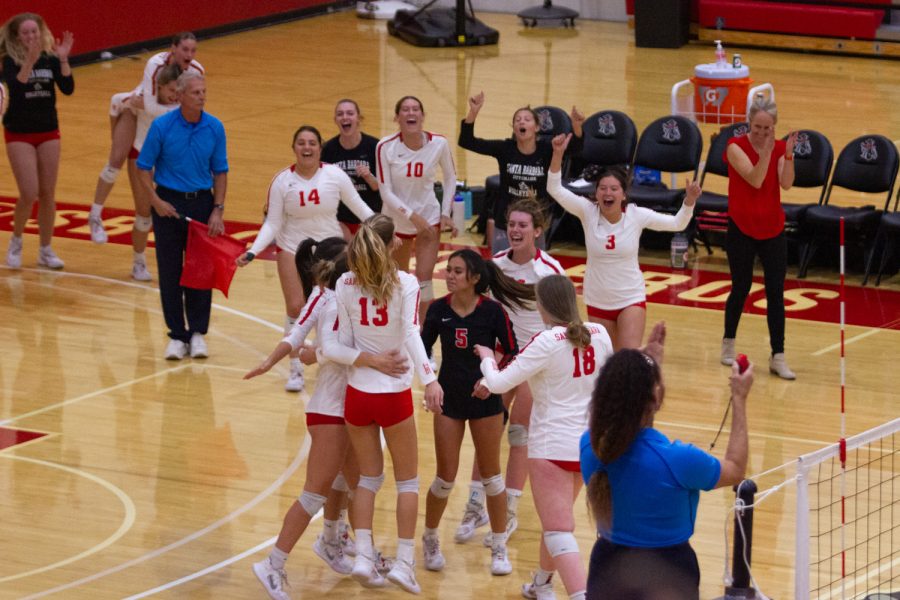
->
[535, 275, 590, 349]
[0, 13, 54, 64]
[348, 214, 399, 305]
[449, 249, 535, 311]
[295, 237, 349, 298]
[586, 349, 662, 531]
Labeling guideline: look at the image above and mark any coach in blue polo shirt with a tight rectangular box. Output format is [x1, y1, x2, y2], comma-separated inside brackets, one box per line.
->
[137, 70, 228, 361]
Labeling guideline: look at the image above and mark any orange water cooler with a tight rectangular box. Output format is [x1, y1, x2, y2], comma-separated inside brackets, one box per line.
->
[691, 63, 751, 124]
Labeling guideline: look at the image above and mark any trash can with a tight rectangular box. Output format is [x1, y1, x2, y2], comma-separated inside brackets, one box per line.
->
[691, 63, 752, 124]
[634, 0, 690, 48]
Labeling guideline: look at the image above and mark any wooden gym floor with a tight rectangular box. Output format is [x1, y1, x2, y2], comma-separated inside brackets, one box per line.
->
[0, 9, 898, 599]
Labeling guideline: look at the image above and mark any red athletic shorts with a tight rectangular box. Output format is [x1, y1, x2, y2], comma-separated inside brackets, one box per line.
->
[128, 146, 140, 160]
[306, 412, 345, 427]
[344, 386, 413, 428]
[4, 129, 60, 147]
[342, 222, 361, 236]
[397, 224, 440, 240]
[549, 459, 581, 473]
[586, 302, 647, 322]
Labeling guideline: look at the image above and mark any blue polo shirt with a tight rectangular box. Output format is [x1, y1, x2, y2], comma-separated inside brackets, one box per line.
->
[580, 428, 720, 548]
[137, 109, 228, 193]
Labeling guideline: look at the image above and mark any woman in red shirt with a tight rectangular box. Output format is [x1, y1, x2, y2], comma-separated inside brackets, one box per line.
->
[722, 97, 798, 379]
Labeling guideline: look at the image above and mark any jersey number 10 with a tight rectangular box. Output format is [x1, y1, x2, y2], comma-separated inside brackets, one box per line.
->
[405, 162, 424, 177]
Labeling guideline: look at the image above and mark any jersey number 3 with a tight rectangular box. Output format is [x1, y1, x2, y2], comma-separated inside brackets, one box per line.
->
[572, 345, 596, 377]
[605, 235, 615, 250]
[359, 297, 388, 326]
[298, 189, 320, 207]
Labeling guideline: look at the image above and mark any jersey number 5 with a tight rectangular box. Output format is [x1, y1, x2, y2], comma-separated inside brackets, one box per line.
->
[454, 328, 468, 348]
[405, 162, 424, 178]
[299, 189, 320, 207]
[605, 235, 615, 250]
[359, 297, 388, 326]
[572, 345, 596, 377]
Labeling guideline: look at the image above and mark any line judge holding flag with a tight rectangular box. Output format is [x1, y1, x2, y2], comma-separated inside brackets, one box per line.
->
[137, 70, 228, 361]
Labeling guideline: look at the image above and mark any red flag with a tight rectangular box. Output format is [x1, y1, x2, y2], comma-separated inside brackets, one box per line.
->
[180, 219, 246, 298]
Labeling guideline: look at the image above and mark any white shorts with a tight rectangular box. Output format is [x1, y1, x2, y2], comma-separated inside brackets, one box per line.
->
[307, 362, 348, 418]
[108, 91, 137, 118]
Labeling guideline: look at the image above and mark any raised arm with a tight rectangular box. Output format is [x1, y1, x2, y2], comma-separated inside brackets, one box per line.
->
[458, 91, 506, 156]
[715, 362, 753, 488]
[639, 179, 700, 233]
[779, 131, 797, 191]
[546, 134, 592, 218]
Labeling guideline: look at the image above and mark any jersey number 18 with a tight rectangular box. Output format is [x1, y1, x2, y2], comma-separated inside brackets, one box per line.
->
[572, 345, 596, 378]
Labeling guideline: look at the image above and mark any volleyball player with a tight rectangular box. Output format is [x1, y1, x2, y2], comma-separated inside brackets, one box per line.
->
[320, 214, 443, 594]
[419, 248, 533, 576]
[236, 125, 374, 392]
[247, 237, 408, 599]
[87, 32, 203, 258]
[458, 198, 565, 547]
[2, 13, 74, 270]
[547, 133, 700, 349]
[476, 275, 615, 600]
[376, 95, 457, 324]
[321, 98, 381, 239]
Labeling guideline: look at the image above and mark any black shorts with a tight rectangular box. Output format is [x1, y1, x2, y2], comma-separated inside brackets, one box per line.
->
[440, 391, 504, 421]
[587, 537, 700, 600]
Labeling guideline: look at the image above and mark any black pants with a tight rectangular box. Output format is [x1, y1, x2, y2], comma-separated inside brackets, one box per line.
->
[587, 537, 700, 600]
[151, 186, 213, 343]
[724, 219, 787, 355]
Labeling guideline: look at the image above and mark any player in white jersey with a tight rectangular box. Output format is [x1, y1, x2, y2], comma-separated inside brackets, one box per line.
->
[320, 214, 442, 595]
[245, 238, 408, 599]
[476, 275, 614, 600]
[547, 133, 699, 350]
[236, 125, 374, 393]
[87, 32, 203, 278]
[377, 95, 457, 324]
[457, 198, 565, 547]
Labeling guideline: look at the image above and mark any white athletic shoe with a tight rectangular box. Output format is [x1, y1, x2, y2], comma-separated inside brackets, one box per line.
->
[484, 513, 519, 547]
[338, 519, 356, 557]
[351, 553, 386, 588]
[164, 339, 187, 361]
[88, 214, 108, 243]
[189, 333, 208, 359]
[386, 558, 421, 594]
[455, 502, 489, 543]
[313, 534, 353, 575]
[6, 236, 22, 269]
[285, 366, 304, 392]
[522, 578, 555, 600]
[422, 534, 445, 571]
[373, 549, 394, 575]
[490, 543, 512, 576]
[131, 260, 152, 281]
[252, 558, 290, 600]
[37, 246, 64, 269]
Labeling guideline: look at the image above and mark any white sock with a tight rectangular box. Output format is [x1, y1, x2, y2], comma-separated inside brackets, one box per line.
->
[424, 527, 439, 539]
[90, 203, 103, 218]
[356, 529, 374, 558]
[507, 488, 522, 515]
[468, 482, 485, 508]
[323, 519, 339, 543]
[290, 357, 303, 374]
[133, 251, 145, 263]
[535, 568, 553, 585]
[397, 538, 415, 564]
[269, 546, 289, 570]
[491, 531, 508, 549]
[339, 508, 349, 523]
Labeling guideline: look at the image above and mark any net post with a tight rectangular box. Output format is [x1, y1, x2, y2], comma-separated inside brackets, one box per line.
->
[795, 458, 811, 598]
[723, 479, 758, 598]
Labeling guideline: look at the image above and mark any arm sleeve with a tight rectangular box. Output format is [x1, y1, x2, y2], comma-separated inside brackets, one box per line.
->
[546, 171, 590, 219]
[53, 57, 74, 95]
[139, 56, 168, 118]
[458, 120, 506, 156]
[283, 289, 325, 350]
[669, 441, 722, 491]
[493, 303, 519, 363]
[336, 167, 376, 221]
[638, 202, 695, 233]
[210, 122, 229, 174]
[376, 140, 413, 219]
[402, 277, 437, 385]
[319, 284, 363, 366]
[248, 175, 283, 255]
[479, 333, 549, 394]
[420, 302, 440, 359]
[438, 138, 457, 217]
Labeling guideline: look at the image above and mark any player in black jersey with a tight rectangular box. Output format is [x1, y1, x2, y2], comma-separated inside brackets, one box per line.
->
[321, 99, 381, 239]
[420, 248, 534, 576]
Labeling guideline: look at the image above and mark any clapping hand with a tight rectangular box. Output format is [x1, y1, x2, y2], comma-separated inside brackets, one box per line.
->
[53, 31, 74, 62]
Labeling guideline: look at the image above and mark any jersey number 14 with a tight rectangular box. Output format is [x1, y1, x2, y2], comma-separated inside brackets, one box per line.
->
[298, 189, 320, 207]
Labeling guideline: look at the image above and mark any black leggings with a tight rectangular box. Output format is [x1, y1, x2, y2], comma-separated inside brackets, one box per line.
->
[723, 219, 787, 355]
[586, 537, 700, 600]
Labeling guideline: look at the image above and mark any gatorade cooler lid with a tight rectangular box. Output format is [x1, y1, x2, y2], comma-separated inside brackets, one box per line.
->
[694, 63, 750, 79]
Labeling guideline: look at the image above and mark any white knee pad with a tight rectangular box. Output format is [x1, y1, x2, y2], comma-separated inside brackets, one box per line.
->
[133, 214, 152, 232]
[298, 490, 327, 516]
[396, 476, 419, 494]
[482, 474, 505, 497]
[508, 424, 528, 447]
[429, 476, 454, 499]
[357, 473, 385, 494]
[418, 280, 434, 303]
[99, 164, 120, 184]
[332, 472, 349, 493]
[543, 531, 579, 557]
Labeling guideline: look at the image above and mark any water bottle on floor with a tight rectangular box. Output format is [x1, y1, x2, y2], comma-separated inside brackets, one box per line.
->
[670, 232, 689, 269]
